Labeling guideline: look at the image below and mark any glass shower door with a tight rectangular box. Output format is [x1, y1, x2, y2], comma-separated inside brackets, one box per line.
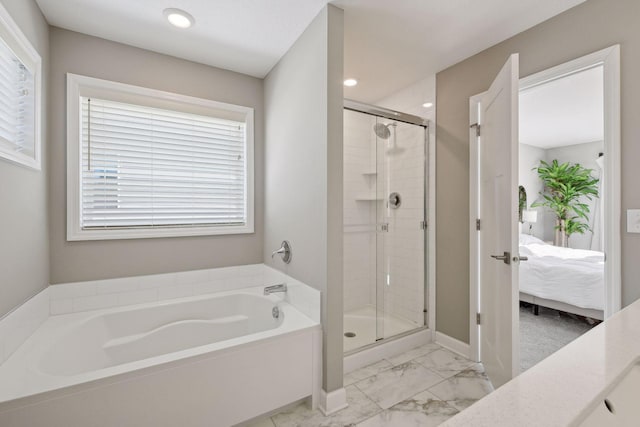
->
[343, 106, 427, 354]
[376, 118, 427, 340]
[343, 109, 381, 352]
[374, 116, 387, 343]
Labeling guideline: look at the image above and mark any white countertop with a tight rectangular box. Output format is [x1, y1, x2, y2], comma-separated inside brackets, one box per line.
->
[442, 298, 640, 427]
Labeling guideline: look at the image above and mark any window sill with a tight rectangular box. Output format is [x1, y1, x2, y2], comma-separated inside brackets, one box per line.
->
[66, 224, 254, 241]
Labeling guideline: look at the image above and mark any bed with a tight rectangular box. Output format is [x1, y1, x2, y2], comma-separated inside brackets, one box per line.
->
[519, 234, 604, 320]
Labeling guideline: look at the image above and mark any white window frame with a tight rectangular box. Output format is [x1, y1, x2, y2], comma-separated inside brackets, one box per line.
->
[66, 73, 255, 241]
[0, 2, 42, 170]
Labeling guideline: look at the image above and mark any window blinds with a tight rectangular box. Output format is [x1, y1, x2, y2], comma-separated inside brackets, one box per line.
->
[81, 97, 247, 229]
[0, 37, 35, 156]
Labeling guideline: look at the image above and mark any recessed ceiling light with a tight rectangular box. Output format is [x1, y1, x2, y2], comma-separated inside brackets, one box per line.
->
[164, 8, 195, 29]
[422, 102, 434, 108]
[344, 78, 358, 87]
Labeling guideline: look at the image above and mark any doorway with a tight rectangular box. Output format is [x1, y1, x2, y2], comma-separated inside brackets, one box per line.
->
[468, 46, 621, 387]
[518, 65, 606, 370]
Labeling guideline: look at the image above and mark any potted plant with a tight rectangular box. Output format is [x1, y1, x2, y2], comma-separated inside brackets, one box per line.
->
[532, 159, 599, 247]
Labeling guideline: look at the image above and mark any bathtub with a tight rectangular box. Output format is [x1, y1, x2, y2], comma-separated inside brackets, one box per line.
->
[0, 272, 321, 427]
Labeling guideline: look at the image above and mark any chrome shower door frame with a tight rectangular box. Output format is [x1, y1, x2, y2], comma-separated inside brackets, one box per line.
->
[343, 99, 430, 353]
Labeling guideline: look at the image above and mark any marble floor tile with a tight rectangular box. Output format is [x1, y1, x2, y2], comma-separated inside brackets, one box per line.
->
[344, 360, 393, 386]
[385, 342, 443, 366]
[356, 390, 459, 427]
[271, 385, 381, 427]
[427, 364, 494, 411]
[414, 348, 475, 378]
[238, 416, 276, 427]
[354, 361, 444, 409]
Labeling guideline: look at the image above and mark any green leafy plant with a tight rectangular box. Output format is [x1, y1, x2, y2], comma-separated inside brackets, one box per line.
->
[565, 217, 590, 236]
[531, 159, 599, 245]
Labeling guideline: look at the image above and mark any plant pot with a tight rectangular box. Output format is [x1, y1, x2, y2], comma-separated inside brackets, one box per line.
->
[554, 219, 569, 247]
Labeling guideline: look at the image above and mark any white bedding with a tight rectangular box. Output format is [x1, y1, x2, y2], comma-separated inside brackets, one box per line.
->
[519, 235, 605, 311]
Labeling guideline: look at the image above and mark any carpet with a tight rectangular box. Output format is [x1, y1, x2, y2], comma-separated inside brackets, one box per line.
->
[519, 303, 598, 372]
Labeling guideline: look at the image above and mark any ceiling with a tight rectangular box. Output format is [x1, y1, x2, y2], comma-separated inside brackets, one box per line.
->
[36, 0, 587, 102]
[336, 0, 587, 102]
[35, 0, 330, 78]
[520, 66, 604, 149]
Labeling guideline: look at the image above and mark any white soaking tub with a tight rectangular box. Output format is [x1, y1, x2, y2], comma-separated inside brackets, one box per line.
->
[40, 292, 285, 376]
[0, 277, 321, 427]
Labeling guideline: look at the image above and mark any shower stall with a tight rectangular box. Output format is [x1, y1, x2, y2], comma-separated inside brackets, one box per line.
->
[343, 100, 429, 354]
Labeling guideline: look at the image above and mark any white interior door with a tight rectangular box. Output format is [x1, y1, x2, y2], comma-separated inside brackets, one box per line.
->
[479, 54, 520, 388]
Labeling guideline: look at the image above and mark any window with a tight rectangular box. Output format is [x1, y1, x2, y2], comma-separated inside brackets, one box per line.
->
[0, 3, 42, 170]
[67, 74, 254, 240]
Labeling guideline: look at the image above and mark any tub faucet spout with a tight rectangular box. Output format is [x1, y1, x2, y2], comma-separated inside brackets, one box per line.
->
[264, 283, 287, 295]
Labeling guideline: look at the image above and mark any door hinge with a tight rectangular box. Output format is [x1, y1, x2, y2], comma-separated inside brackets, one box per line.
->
[420, 220, 427, 230]
[476, 219, 481, 231]
[470, 123, 481, 137]
[476, 313, 481, 325]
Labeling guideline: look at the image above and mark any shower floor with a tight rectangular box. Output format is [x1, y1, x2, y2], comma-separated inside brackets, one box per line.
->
[343, 305, 419, 353]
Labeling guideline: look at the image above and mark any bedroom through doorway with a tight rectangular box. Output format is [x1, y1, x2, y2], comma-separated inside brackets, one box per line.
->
[468, 46, 620, 385]
[518, 64, 606, 372]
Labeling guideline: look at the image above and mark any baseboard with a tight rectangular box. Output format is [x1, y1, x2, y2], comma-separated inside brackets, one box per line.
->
[435, 331, 471, 359]
[344, 328, 432, 374]
[319, 388, 348, 416]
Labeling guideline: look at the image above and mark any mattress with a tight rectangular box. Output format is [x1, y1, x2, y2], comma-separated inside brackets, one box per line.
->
[519, 234, 605, 311]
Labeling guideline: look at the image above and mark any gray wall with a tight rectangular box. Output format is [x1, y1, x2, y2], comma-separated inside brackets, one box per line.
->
[48, 28, 264, 284]
[0, 0, 49, 317]
[436, 0, 640, 343]
[263, 5, 344, 392]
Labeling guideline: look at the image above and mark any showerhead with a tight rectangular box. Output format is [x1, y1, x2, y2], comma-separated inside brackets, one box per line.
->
[373, 122, 405, 155]
[373, 123, 392, 139]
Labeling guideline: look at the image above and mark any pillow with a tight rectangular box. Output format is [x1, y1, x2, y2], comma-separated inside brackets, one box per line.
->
[519, 234, 546, 246]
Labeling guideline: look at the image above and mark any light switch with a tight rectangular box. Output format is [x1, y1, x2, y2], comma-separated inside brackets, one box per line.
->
[627, 209, 640, 233]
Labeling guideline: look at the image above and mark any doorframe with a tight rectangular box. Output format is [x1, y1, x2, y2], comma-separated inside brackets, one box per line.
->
[469, 92, 484, 362]
[469, 45, 621, 362]
[428, 118, 437, 338]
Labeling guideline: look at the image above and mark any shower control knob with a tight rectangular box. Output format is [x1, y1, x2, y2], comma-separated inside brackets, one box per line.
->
[388, 192, 401, 209]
